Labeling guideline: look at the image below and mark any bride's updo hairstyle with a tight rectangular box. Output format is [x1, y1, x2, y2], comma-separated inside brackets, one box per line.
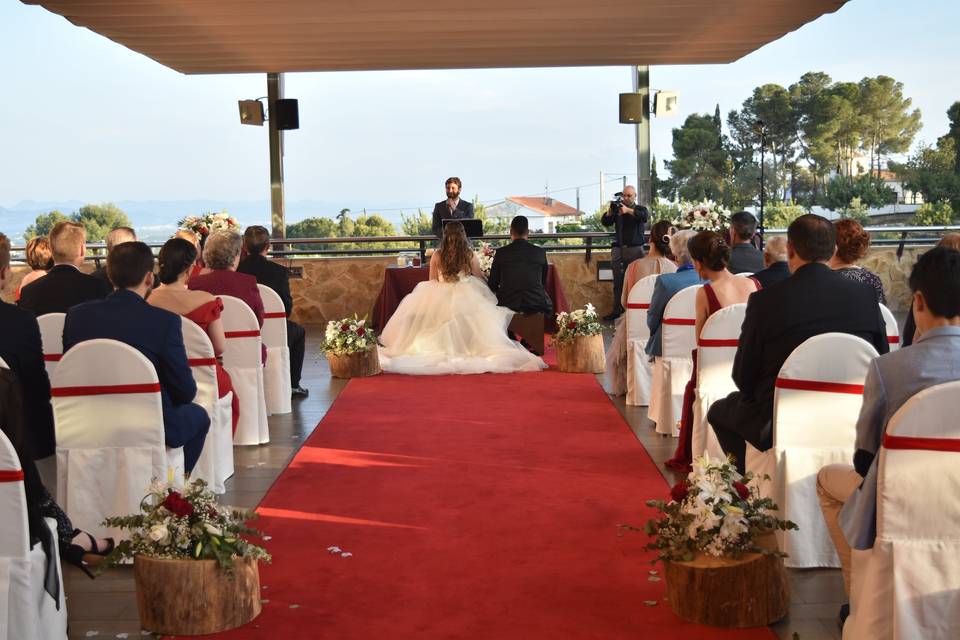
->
[439, 221, 474, 279]
[158, 237, 199, 285]
[688, 230, 730, 272]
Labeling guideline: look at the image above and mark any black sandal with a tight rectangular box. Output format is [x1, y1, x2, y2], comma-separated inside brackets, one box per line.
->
[63, 530, 116, 578]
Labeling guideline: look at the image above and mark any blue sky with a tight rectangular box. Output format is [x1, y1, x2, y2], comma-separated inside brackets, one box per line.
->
[2, 0, 958, 222]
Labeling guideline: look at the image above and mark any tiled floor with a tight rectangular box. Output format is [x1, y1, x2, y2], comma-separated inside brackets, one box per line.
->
[63, 328, 844, 639]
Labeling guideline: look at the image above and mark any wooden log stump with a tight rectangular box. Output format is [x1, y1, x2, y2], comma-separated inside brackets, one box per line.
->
[133, 556, 262, 635]
[327, 348, 381, 378]
[556, 334, 605, 373]
[662, 550, 789, 627]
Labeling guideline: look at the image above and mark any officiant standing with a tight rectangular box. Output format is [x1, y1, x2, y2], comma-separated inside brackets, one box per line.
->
[431, 177, 475, 236]
[601, 184, 649, 321]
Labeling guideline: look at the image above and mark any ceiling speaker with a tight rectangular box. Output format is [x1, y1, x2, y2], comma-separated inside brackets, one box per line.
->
[238, 99, 264, 126]
[275, 99, 299, 130]
[619, 93, 644, 124]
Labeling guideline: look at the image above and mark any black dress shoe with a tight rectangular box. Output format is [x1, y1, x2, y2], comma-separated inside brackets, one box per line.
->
[602, 312, 621, 322]
[292, 386, 310, 398]
[837, 603, 850, 629]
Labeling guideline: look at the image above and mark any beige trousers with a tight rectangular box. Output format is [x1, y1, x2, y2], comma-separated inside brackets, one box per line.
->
[816, 463, 863, 596]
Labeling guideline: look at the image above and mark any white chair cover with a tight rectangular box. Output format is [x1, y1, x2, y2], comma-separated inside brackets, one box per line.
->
[746, 333, 878, 568]
[258, 284, 292, 415]
[36, 314, 65, 379]
[691, 303, 747, 460]
[51, 339, 182, 540]
[625, 275, 658, 407]
[845, 380, 960, 640]
[180, 318, 233, 494]
[648, 285, 702, 436]
[220, 296, 269, 446]
[879, 303, 900, 352]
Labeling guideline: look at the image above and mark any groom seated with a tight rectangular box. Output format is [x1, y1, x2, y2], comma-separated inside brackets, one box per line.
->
[488, 216, 552, 352]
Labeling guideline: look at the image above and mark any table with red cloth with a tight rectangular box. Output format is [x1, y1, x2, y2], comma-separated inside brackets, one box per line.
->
[372, 265, 570, 333]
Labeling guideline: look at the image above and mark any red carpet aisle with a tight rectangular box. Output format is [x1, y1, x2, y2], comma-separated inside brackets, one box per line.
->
[212, 366, 775, 639]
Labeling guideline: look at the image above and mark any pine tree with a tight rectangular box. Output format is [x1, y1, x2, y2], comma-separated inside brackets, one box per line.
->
[650, 154, 661, 200]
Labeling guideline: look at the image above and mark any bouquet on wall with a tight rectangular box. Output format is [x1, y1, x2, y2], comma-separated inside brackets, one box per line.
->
[101, 479, 271, 575]
[672, 200, 732, 233]
[641, 455, 797, 562]
[178, 212, 240, 238]
[474, 241, 496, 278]
[321, 316, 377, 355]
[555, 303, 603, 344]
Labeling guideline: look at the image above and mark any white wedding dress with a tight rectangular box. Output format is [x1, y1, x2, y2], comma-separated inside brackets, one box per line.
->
[379, 271, 548, 375]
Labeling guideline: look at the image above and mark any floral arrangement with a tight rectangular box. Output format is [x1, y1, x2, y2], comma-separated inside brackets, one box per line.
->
[474, 241, 496, 278]
[555, 303, 603, 343]
[641, 456, 797, 562]
[321, 315, 377, 355]
[672, 199, 732, 233]
[101, 480, 270, 575]
[178, 212, 240, 238]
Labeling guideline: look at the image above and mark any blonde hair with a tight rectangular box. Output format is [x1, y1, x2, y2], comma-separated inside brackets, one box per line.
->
[105, 226, 137, 252]
[174, 229, 200, 250]
[763, 236, 788, 263]
[25, 236, 54, 271]
[49, 221, 86, 263]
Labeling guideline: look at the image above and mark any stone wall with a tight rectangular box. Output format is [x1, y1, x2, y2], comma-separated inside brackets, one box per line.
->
[0, 246, 924, 323]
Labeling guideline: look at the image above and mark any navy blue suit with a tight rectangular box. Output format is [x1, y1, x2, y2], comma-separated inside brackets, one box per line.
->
[644, 266, 705, 357]
[62, 290, 209, 472]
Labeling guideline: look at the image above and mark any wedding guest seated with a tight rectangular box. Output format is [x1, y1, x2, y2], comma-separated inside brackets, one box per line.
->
[604, 220, 677, 395]
[830, 218, 886, 304]
[488, 215, 553, 315]
[174, 228, 204, 279]
[149, 238, 240, 433]
[645, 229, 703, 358]
[751, 236, 790, 289]
[189, 230, 264, 328]
[816, 246, 960, 628]
[708, 214, 889, 473]
[666, 231, 760, 470]
[727, 211, 765, 274]
[237, 225, 308, 397]
[0, 233, 115, 580]
[16, 236, 54, 301]
[63, 242, 209, 473]
[91, 226, 137, 285]
[18, 220, 111, 315]
[901, 233, 960, 347]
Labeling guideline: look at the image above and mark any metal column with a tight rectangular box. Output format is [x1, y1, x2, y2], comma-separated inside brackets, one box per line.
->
[632, 65, 651, 207]
[267, 73, 286, 241]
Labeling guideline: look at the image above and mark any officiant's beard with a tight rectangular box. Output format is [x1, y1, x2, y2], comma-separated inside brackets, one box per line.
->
[446, 187, 461, 200]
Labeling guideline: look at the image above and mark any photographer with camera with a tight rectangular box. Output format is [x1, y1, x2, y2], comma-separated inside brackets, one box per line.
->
[601, 185, 649, 321]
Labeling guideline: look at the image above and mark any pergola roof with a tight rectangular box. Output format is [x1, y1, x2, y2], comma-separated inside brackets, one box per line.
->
[24, 0, 848, 75]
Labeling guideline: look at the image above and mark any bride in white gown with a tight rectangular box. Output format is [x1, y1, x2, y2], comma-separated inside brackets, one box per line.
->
[379, 221, 547, 375]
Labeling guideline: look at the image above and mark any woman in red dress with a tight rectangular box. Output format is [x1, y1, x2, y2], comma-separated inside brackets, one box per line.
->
[666, 231, 760, 471]
[174, 229, 204, 279]
[149, 238, 239, 434]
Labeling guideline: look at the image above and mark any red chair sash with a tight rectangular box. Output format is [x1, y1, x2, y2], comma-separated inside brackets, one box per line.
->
[225, 330, 261, 339]
[887, 336, 900, 344]
[626, 303, 649, 310]
[698, 338, 739, 348]
[883, 434, 960, 453]
[0, 469, 24, 482]
[51, 383, 161, 397]
[775, 377, 864, 395]
[188, 357, 218, 367]
[43, 353, 62, 362]
[663, 318, 695, 326]
[263, 312, 286, 319]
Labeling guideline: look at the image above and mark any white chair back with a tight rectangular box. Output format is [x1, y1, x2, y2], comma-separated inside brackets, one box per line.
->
[750, 332, 878, 568]
[845, 380, 960, 640]
[661, 285, 701, 358]
[691, 303, 747, 459]
[879, 303, 900, 352]
[180, 318, 232, 493]
[51, 339, 174, 539]
[648, 284, 702, 435]
[625, 274, 658, 342]
[258, 284, 292, 415]
[220, 296, 269, 445]
[36, 313, 65, 378]
[0, 428, 29, 558]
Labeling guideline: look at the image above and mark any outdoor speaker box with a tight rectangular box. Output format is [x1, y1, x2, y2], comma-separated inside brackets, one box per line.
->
[619, 93, 643, 124]
[654, 91, 679, 117]
[238, 99, 264, 126]
[275, 99, 299, 130]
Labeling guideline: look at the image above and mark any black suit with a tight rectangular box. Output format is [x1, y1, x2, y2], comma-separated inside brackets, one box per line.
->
[0, 301, 56, 459]
[431, 199, 474, 237]
[752, 261, 790, 289]
[18, 264, 111, 316]
[728, 243, 765, 274]
[487, 239, 553, 315]
[237, 254, 306, 388]
[708, 262, 889, 472]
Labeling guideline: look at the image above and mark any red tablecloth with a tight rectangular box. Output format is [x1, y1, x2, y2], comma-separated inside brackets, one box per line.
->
[372, 265, 570, 333]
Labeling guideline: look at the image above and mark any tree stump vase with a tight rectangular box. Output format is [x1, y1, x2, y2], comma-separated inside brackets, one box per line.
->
[327, 348, 381, 378]
[662, 551, 789, 627]
[133, 556, 262, 635]
[556, 334, 605, 373]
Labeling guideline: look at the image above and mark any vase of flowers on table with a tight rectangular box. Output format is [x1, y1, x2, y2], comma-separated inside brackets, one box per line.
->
[101, 479, 270, 636]
[636, 455, 796, 628]
[554, 303, 605, 373]
[671, 199, 732, 233]
[178, 212, 241, 239]
[474, 241, 496, 278]
[321, 315, 381, 378]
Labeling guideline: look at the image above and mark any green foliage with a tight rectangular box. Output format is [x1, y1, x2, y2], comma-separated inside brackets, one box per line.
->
[74, 203, 133, 243]
[663, 113, 728, 203]
[761, 202, 808, 230]
[473, 198, 510, 235]
[892, 138, 960, 210]
[837, 197, 871, 224]
[822, 174, 897, 211]
[24, 210, 69, 240]
[286, 216, 339, 251]
[400, 209, 433, 236]
[649, 200, 683, 224]
[912, 201, 955, 226]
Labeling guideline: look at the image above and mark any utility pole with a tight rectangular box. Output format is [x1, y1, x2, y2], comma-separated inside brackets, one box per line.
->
[599, 170, 605, 208]
[633, 65, 652, 206]
[622, 175, 627, 192]
[576, 187, 581, 215]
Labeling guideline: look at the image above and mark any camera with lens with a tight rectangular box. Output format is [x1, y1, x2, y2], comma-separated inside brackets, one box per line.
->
[609, 191, 625, 215]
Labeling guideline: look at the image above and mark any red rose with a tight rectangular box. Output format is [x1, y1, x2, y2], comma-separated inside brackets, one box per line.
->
[356, 328, 366, 337]
[670, 482, 689, 503]
[733, 481, 750, 501]
[341, 324, 350, 332]
[162, 491, 194, 518]
[566, 321, 577, 330]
